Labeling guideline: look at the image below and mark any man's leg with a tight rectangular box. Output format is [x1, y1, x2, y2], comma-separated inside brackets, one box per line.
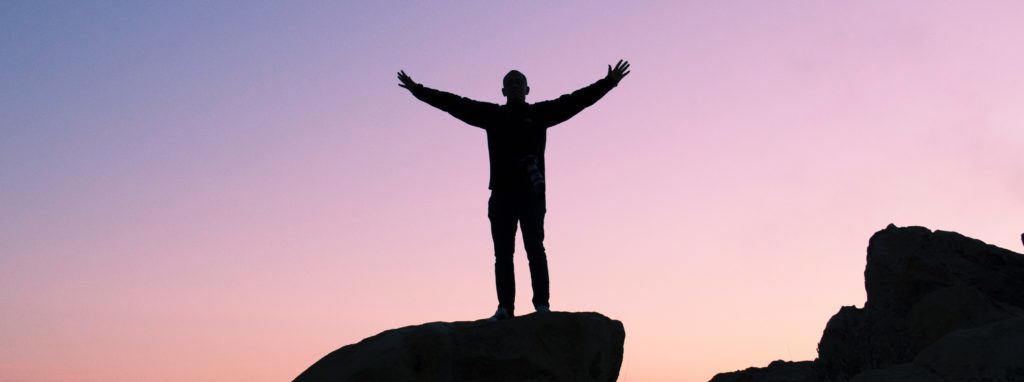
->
[519, 193, 549, 310]
[488, 191, 518, 314]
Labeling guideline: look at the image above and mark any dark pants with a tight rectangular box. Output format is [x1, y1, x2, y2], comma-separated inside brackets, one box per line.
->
[488, 189, 549, 312]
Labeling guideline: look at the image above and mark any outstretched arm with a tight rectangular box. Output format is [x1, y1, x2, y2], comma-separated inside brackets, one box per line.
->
[534, 60, 630, 128]
[397, 70, 496, 129]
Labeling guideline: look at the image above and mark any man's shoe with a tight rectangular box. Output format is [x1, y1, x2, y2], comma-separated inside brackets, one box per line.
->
[535, 304, 550, 313]
[487, 307, 514, 321]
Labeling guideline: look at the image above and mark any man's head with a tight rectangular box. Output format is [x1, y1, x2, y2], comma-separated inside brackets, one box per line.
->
[502, 70, 529, 103]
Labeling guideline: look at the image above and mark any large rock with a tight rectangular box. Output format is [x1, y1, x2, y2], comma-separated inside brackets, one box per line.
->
[862, 225, 1024, 316]
[294, 312, 625, 382]
[711, 225, 1024, 382]
[815, 304, 911, 379]
[905, 285, 1024, 350]
[852, 317, 1024, 382]
[818, 225, 1024, 379]
[912, 316, 1024, 381]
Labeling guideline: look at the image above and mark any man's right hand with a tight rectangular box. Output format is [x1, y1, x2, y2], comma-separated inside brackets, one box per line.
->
[397, 70, 418, 89]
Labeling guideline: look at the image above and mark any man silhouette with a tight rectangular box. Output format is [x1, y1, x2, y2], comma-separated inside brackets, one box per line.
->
[397, 60, 630, 321]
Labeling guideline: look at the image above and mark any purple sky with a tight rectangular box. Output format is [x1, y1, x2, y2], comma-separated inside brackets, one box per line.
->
[2, 2, 1022, 381]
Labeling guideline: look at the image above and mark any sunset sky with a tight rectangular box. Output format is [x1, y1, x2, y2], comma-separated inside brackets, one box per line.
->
[2, 2, 1022, 381]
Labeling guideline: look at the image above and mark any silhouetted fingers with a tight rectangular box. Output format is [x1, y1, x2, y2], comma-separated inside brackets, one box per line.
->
[397, 70, 417, 88]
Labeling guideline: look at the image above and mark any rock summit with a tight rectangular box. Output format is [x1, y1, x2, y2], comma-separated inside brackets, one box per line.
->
[295, 311, 625, 382]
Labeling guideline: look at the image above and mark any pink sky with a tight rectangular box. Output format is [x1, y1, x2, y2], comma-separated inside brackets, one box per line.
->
[2, 2, 1022, 381]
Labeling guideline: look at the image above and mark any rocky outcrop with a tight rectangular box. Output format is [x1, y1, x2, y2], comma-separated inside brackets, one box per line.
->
[294, 312, 625, 382]
[851, 317, 1024, 382]
[711, 224, 1024, 382]
[709, 360, 818, 382]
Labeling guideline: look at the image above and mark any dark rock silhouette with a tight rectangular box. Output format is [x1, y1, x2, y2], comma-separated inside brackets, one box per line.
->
[711, 224, 1024, 382]
[294, 312, 625, 382]
[710, 360, 817, 382]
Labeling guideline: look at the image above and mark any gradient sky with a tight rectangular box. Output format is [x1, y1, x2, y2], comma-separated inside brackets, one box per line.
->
[2, 2, 1022, 381]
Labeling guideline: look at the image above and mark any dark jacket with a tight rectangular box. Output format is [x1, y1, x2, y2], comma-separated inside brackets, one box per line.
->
[409, 77, 618, 191]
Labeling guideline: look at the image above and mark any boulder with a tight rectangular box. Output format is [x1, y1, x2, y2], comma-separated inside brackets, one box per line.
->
[913, 316, 1024, 381]
[294, 312, 625, 382]
[816, 305, 910, 378]
[862, 225, 1024, 316]
[905, 285, 1024, 350]
[819, 225, 1024, 378]
[710, 225, 1024, 382]
[851, 317, 1024, 382]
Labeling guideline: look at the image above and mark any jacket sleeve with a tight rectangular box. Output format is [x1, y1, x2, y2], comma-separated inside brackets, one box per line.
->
[409, 84, 497, 129]
[533, 77, 618, 128]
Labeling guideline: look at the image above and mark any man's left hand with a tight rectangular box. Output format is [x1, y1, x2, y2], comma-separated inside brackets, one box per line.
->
[606, 59, 630, 83]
